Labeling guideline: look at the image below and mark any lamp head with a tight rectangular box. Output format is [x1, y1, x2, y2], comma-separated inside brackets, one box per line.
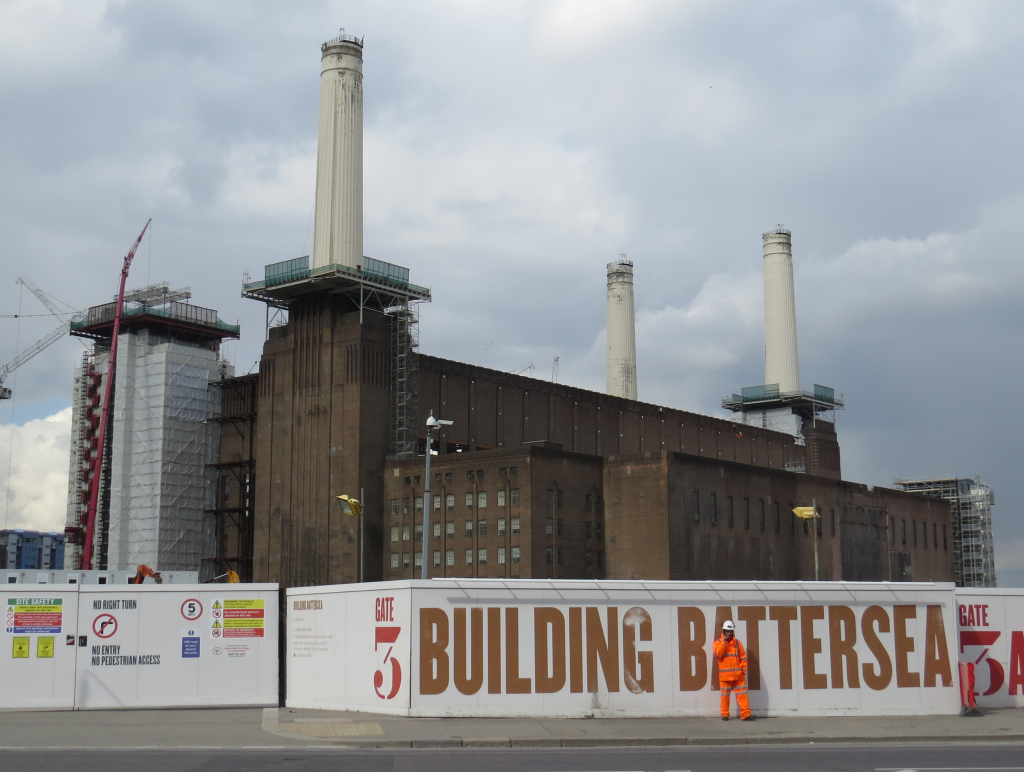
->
[335, 495, 362, 516]
[426, 415, 439, 428]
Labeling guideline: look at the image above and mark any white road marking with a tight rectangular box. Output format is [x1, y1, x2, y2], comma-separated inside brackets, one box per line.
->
[877, 768, 1024, 771]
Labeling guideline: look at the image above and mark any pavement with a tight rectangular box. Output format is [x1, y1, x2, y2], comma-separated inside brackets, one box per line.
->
[1, 706, 1023, 750]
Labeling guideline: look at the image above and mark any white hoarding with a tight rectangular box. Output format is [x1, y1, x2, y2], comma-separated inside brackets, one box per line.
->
[1, 586, 79, 709]
[954, 588, 1024, 709]
[74, 584, 279, 708]
[287, 580, 960, 718]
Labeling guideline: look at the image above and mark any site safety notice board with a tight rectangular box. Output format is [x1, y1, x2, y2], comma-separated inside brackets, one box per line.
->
[0, 584, 279, 709]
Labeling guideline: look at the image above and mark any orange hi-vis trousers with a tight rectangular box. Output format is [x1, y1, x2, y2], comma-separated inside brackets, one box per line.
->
[720, 675, 750, 719]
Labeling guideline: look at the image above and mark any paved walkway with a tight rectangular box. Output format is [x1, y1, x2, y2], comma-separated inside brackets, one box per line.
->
[265, 707, 1024, 748]
[0, 706, 1022, 749]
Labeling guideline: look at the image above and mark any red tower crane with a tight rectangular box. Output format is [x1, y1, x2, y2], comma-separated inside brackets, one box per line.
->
[80, 220, 151, 569]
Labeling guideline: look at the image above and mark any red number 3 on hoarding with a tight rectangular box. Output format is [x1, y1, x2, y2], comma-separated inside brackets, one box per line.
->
[374, 626, 402, 700]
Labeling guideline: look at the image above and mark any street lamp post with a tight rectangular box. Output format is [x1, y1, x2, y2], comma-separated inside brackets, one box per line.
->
[793, 499, 820, 581]
[422, 410, 453, 580]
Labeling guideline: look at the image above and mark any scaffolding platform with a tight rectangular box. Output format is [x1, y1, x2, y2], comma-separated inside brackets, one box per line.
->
[722, 383, 844, 419]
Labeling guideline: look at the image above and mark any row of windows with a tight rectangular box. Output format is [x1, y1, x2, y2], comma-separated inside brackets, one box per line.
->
[403, 467, 520, 486]
[390, 517, 522, 542]
[390, 546, 522, 569]
[545, 518, 603, 539]
[390, 489, 521, 514]
[893, 518, 946, 550]
[689, 493, 838, 537]
[545, 547, 604, 568]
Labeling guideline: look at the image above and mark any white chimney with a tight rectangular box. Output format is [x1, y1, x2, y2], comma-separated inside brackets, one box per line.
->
[762, 226, 800, 393]
[606, 256, 637, 400]
[312, 31, 364, 270]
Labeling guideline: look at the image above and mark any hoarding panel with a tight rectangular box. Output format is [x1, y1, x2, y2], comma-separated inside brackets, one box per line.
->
[0, 586, 78, 709]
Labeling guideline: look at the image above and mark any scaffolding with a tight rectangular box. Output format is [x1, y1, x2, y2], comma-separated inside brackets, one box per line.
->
[894, 476, 997, 587]
[389, 302, 420, 459]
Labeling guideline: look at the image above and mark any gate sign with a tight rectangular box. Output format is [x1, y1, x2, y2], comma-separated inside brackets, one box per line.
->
[954, 588, 1024, 708]
[286, 580, 960, 718]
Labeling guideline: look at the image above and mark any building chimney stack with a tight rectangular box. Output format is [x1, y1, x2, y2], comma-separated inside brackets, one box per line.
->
[762, 226, 800, 393]
[312, 31, 364, 270]
[606, 256, 637, 400]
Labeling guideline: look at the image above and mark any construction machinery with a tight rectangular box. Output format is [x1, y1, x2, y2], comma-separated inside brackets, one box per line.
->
[128, 564, 163, 584]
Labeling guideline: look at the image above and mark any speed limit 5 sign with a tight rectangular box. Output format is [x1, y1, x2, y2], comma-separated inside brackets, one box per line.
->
[181, 599, 203, 621]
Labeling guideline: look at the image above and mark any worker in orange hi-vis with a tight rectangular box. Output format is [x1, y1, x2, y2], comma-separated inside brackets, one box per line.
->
[713, 620, 753, 721]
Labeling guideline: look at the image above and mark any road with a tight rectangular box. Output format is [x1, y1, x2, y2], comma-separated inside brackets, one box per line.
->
[0, 743, 1020, 772]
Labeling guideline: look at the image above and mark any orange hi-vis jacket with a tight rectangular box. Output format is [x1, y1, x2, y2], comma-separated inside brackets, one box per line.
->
[713, 635, 747, 680]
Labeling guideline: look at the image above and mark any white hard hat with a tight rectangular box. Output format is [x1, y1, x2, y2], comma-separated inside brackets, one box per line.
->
[722, 620, 736, 631]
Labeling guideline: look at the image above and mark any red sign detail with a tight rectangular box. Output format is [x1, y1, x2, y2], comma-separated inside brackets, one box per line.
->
[93, 614, 117, 638]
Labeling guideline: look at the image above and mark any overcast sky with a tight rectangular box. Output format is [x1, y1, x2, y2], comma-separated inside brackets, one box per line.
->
[1, 0, 1022, 583]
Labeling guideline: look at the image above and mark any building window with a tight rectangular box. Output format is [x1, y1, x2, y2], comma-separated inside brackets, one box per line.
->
[597, 550, 604, 569]
[546, 518, 553, 535]
[446, 494, 455, 510]
[596, 496, 604, 514]
[546, 547, 553, 565]
[478, 491, 487, 508]
[585, 550, 593, 567]
[775, 502, 781, 533]
[404, 477, 411, 485]
[478, 548, 487, 565]
[390, 499, 399, 515]
[433, 495, 441, 511]
[445, 472, 452, 481]
[913, 521, 918, 547]
[478, 520, 488, 537]
[498, 547, 506, 564]
[711, 493, 718, 526]
[760, 500, 766, 531]
[415, 497, 423, 513]
[595, 521, 603, 539]
[465, 493, 473, 509]
[816, 510, 822, 537]
[414, 476, 421, 484]
[510, 466, 518, 475]
[465, 520, 473, 537]
[435, 473, 442, 482]
[402, 553, 410, 568]
[415, 552, 422, 568]
[902, 519, 907, 545]
[414, 524, 422, 541]
[692, 492, 700, 524]
[433, 522, 441, 539]
[465, 549, 473, 565]
[498, 490, 506, 507]
[499, 467, 507, 476]
[585, 522, 592, 538]
[446, 549, 455, 566]
[390, 526, 399, 542]
[402, 525, 410, 541]
[511, 517, 520, 534]
[943, 524, 947, 549]
[510, 488, 520, 505]
[545, 490, 554, 507]
[477, 470, 485, 479]
[446, 521, 455, 537]
[744, 498, 750, 530]
[497, 518, 506, 535]
[727, 496, 734, 528]
[585, 494, 593, 512]
[557, 518, 564, 536]
[403, 498, 409, 514]
[933, 522, 938, 550]
[803, 517, 809, 536]
[890, 516, 896, 544]
[433, 550, 441, 566]
[511, 546, 520, 564]
[557, 547, 564, 565]
[557, 491, 564, 508]
[390, 553, 399, 569]
[467, 470, 474, 479]
[830, 510, 836, 537]
[790, 506, 796, 534]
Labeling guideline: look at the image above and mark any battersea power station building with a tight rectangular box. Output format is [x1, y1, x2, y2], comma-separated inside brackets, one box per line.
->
[208, 33, 953, 589]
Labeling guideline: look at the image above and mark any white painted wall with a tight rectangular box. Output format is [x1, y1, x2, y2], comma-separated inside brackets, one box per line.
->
[954, 588, 1024, 708]
[287, 579, 961, 718]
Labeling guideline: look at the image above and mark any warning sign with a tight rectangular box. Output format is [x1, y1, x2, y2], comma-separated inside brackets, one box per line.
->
[210, 599, 265, 638]
[93, 614, 118, 638]
[6, 597, 63, 634]
[37, 637, 53, 658]
[12, 637, 28, 658]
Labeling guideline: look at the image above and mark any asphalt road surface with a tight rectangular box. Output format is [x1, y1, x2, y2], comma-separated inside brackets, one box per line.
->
[0, 742, 1021, 772]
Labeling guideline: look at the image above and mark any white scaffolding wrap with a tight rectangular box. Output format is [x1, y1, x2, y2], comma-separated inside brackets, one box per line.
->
[99, 330, 224, 572]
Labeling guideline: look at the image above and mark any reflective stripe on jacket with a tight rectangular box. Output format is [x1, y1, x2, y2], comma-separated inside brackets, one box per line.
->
[713, 635, 747, 677]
